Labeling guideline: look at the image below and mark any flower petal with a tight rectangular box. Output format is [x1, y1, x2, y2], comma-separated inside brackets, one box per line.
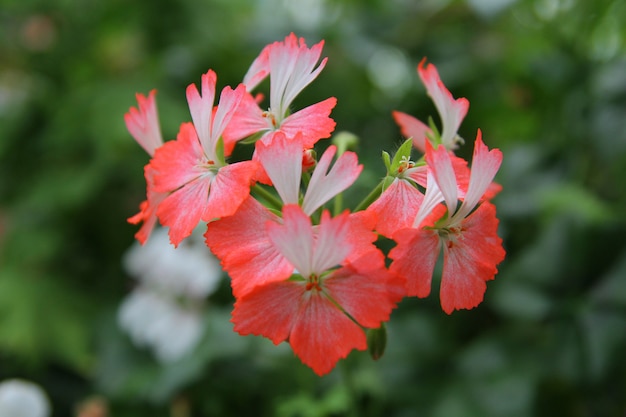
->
[151, 123, 204, 194]
[186, 71, 217, 157]
[325, 250, 405, 328]
[203, 160, 257, 221]
[454, 130, 503, 220]
[440, 202, 505, 314]
[367, 178, 424, 238]
[311, 210, 352, 274]
[267, 205, 314, 277]
[157, 174, 212, 246]
[124, 89, 164, 156]
[205, 197, 293, 298]
[425, 140, 458, 215]
[255, 131, 302, 205]
[289, 290, 366, 376]
[418, 59, 469, 150]
[302, 144, 362, 215]
[232, 280, 304, 345]
[269, 33, 328, 117]
[389, 227, 441, 298]
[278, 97, 337, 148]
[243, 43, 271, 91]
[392, 110, 432, 153]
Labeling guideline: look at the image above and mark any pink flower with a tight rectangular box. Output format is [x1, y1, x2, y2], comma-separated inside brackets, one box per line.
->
[124, 89, 164, 156]
[393, 59, 469, 152]
[224, 33, 337, 148]
[231, 205, 404, 375]
[389, 131, 505, 313]
[149, 71, 257, 246]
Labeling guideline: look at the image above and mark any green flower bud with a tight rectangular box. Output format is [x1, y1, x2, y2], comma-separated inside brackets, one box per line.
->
[367, 323, 387, 361]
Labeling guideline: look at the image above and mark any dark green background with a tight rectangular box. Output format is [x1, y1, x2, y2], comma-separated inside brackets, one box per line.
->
[1, 0, 626, 415]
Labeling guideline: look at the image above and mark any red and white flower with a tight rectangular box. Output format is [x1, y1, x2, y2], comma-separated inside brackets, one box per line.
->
[389, 131, 505, 313]
[224, 33, 337, 149]
[149, 70, 257, 245]
[231, 205, 404, 375]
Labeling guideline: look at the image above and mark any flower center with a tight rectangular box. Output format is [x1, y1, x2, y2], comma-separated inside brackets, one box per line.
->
[438, 225, 464, 249]
[305, 274, 322, 292]
[397, 156, 415, 174]
[262, 110, 279, 129]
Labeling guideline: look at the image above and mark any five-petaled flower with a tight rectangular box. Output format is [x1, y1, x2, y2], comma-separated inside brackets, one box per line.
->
[149, 70, 258, 246]
[389, 131, 505, 314]
[224, 33, 337, 149]
[231, 205, 404, 376]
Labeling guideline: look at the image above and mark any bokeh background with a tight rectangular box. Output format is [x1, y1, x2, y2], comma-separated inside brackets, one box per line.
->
[2, 0, 626, 415]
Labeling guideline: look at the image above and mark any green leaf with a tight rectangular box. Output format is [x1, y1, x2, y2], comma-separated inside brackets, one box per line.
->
[389, 138, 414, 174]
[381, 150, 391, 172]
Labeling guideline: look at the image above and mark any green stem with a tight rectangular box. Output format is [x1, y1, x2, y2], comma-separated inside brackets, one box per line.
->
[354, 178, 386, 212]
[333, 192, 343, 216]
[252, 184, 283, 211]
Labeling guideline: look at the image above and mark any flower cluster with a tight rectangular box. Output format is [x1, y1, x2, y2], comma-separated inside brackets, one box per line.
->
[124, 33, 505, 376]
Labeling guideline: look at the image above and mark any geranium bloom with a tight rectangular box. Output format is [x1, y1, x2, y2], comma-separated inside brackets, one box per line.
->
[389, 131, 505, 314]
[393, 59, 469, 152]
[224, 33, 337, 149]
[150, 70, 258, 245]
[206, 131, 368, 298]
[125, 90, 167, 244]
[231, 205, 404, 375]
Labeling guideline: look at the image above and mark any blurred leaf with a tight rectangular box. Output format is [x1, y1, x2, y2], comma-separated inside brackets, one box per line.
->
[537, 183, 613, 225]
[0, 268, 93, 372]
[590, 249, 626, 308]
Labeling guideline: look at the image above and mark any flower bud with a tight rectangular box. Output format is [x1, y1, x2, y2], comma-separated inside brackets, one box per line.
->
[302, 148, 317, 173]
[367, 323, 387, 361]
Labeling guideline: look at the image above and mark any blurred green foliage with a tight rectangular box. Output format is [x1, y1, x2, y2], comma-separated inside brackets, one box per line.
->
[1, 0, 626, 415]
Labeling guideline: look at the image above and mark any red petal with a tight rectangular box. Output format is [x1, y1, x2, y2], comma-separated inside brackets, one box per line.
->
[325, 250, 405, 328]
[157, 175, 212, 246]
[367, 178, 424, 238]
[128, 165, 167, 244]
[232, 280, 303, 345]
[203, 160, 257, 221]
[151, 123, 203, 193]
[392, 110, 431, 153]
[440, 202, 505, 314]
[279, 97, 337, 148]
[205, 197, 293, 298]
[389, 227, 441, 298]
[222, 91, 268, 148]
[289, 290, 366, 376]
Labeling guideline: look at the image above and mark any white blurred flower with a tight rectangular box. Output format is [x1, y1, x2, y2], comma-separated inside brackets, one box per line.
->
[123, 226, 221, 299]
[0, 379, 50, 417]
[119, 225, 222, 363]
[118, 289, 204, 363]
